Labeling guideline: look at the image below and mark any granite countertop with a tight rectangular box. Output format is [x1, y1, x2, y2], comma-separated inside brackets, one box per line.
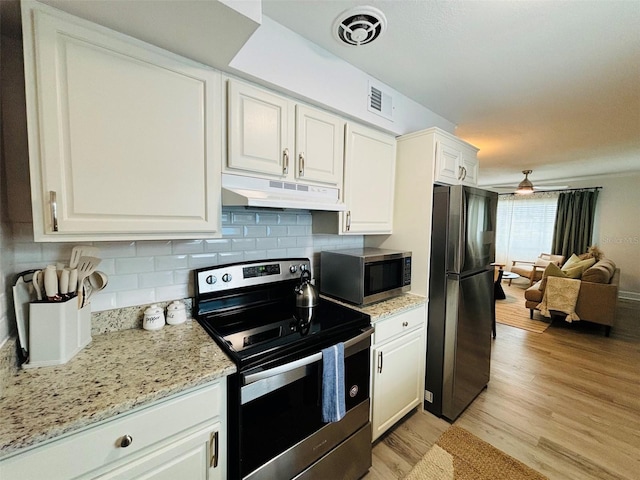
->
[0, 320, 236, 459]
[324, 292, 427, 321]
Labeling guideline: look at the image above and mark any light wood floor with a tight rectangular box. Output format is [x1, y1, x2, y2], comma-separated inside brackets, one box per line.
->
[365, 281, 640, 480]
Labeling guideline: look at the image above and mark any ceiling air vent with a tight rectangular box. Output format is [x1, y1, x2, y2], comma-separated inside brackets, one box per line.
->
[368, 81, 394, 120]
[333, 6, 387, 47]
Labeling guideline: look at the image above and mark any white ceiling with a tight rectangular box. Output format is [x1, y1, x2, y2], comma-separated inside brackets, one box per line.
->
[262, 0, 640, 189]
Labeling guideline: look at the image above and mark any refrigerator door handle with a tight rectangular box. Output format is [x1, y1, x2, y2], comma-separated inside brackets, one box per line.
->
[459, 188, 467, 272]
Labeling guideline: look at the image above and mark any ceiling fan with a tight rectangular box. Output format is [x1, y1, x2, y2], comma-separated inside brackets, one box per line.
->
[489, 170, 569, 194]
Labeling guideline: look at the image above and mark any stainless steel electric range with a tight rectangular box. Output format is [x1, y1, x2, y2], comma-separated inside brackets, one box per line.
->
[194, 258, 373, 480]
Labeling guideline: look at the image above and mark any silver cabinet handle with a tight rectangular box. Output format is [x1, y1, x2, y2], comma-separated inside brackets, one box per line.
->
[299, 152, 305, 176]
[283, 148, 289, 174]
[119, 435, 133, 448]
[458, 165, 464, 180]
[346, 211, 351, 231]
[462, 166, 467, 180]
[377, 351, 383, 373]
[50, 191, 58, 232]
[209, 431, 219, 468]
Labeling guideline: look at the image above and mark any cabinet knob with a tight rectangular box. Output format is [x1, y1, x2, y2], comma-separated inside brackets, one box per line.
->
[402, 321, 409, 327]
[119, 435, 133, 448]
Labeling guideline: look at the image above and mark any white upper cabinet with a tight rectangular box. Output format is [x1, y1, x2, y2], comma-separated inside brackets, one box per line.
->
[433, 129, 479, 186]
[22, 2, 222, 241]
[341, 123, 396, 234]
[227, 79, 344, 186]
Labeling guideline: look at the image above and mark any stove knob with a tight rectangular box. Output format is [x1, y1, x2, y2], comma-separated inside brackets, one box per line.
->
[289, 265, 298, 274]
[299, 264, 307, 272]
[206, 275, 217, 285]
[222, 273, 232, 283]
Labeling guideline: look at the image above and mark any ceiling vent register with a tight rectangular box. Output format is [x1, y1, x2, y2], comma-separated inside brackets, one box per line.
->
[333, 6, 387, 46]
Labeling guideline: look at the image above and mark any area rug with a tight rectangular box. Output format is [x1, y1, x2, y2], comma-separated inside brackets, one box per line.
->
[405, 426, 548, 480]
[495, 284, 551, 334]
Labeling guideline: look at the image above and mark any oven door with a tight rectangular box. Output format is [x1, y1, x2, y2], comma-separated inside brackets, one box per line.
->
[239, 327, 373, 480]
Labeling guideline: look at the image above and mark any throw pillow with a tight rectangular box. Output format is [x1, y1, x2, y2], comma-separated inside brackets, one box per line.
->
[562, 254, 582, 269]
[561, 255, 595, 275]
[539, 262, 567, 290]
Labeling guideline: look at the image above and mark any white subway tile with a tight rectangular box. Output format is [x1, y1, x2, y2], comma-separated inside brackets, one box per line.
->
[278, 237, 297, 248]
[173, 268, 193, 285]
[256, 237, 278, 249]
[96, 242, 137, 258]
[287, 247, 312, 259]
[297, 214, 312, 225]
[232, 212, 256, 224]
[89, 292, 117, 312]
[267, 226, 288, 237]
[297, 236, 313, 247]
[155, 255, 189, 271]
[115, 256, 155, 274]
[204, 239, 232, 252]
[156, 284, 190, 302]
[188, 253, 218, 269]
[139, 271, 175, 288]
[287, 226, 308, 236]
[108, 274, 139, 292]
[222, 226, 243, 237]
[278, 213, 298, 225]
[136, 241, 172, 256]
[13, 243, 42, 264]
[232, 238, 256, 251]
[218, 252, 244, 264]
[96, 258, 116, 275]
[244, 250, 268, 261]
[220, 211, 231, 224]
[243, 226, 268, 238]
[116, 289, 156, 308]
[266, 249, 288, 258]
[172, 239, 205, 254]
[256, 212, 279, 224]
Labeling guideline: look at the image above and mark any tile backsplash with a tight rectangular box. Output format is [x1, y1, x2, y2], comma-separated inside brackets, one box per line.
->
[10, 207, 363, 314]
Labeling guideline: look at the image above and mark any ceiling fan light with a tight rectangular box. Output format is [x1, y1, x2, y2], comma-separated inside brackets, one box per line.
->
[515, 170, 534, 194]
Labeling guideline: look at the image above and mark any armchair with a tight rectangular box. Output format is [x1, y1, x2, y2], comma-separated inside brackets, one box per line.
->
[510, 253, 565, 286]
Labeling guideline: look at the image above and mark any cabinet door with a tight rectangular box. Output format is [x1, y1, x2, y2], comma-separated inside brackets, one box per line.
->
[23, 5, 222, 241]
[228, 80, 292, 178]
[460, 151, 478, 186]
[343, 124, 396, 234]
[434, 139, 462, 185]
[295, 105, 344, 185]
[371, 327, 424, 441]
[95, 423, 221, 480]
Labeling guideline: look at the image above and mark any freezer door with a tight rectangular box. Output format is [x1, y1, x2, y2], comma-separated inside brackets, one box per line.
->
[442, 269, 492, 420]
[447, 185, 497, 275]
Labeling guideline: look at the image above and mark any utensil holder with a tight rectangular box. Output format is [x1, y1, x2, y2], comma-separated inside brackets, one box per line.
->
[25, 299, 92, 368]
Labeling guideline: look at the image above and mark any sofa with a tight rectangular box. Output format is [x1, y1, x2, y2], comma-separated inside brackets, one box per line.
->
[524, 258, 620, 336]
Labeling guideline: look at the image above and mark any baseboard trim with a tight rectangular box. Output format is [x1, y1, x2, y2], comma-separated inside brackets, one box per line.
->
[619, 291, 640, 302]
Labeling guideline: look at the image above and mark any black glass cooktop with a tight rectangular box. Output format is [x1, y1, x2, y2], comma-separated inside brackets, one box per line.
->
[197, 298, 369, 370]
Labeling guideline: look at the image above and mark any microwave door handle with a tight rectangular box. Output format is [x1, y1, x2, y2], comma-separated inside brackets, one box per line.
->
[243, 326, 374, 385]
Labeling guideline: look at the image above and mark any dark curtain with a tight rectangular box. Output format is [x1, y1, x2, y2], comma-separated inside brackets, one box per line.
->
[551, 190, 599, 258]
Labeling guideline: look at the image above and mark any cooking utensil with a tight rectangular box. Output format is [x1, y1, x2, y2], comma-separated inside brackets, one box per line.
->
[69, 245, 100, 269]
[83, 271, 108, 306]
[32, 270, 43, 301]
[12, 273, 34, 359]
[294, 270, 318, 308]
[59, 268, 70, 297]
[68, 268, 78, 295]
[44, 265, 59, 301]
[76, 256, 101, 308]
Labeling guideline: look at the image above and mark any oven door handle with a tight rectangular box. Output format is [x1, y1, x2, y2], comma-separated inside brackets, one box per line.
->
[243, 326, 374, 386]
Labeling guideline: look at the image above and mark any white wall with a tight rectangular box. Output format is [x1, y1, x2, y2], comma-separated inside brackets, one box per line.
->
[571, 174, 640, 298]
[229, 16, 456, 136]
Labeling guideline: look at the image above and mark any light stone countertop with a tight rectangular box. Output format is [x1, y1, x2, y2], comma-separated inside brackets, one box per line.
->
[323, 292, 427, 322]
[0, 320, 236, 459]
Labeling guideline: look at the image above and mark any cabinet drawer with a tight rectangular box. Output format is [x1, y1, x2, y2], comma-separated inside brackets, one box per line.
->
[0, 382, 221, 480]
[373, 306, 425, 344]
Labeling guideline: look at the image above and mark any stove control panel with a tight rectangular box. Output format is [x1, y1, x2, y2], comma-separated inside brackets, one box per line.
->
[196, 258, 311, 294]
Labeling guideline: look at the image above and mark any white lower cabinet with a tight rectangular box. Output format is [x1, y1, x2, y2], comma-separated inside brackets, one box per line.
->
[370, 305, 426, 441]
[0, 381, 226, 480]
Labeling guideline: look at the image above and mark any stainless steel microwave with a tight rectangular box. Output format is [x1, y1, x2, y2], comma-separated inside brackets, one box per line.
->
[320, 248, 412, 305]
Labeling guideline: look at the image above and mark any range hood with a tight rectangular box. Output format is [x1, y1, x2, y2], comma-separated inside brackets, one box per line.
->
[222, 174, 346, 211]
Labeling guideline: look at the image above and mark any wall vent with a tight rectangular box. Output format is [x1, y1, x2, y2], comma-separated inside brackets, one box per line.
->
[367, 81, 394, 121]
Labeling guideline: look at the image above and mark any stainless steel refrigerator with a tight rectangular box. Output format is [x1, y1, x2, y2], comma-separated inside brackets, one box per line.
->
[425, 184, 497, 421]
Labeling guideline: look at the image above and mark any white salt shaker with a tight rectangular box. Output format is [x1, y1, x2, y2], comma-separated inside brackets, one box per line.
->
[143, 304, 165, 331]
[166, 300, 187, 325]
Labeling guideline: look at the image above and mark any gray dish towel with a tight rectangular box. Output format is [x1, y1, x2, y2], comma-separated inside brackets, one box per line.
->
[321, 342, 346, 423]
